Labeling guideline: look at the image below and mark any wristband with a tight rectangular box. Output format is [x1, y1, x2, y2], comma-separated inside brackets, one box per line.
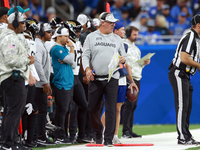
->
[69, 45, 74, 48]
[130, 81, 134, 83]
[83, 74, 86, 77]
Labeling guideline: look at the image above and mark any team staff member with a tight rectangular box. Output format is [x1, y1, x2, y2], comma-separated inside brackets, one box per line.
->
[34, 23, 55, 145]
[168, 15, 200, 145]
[51, 27, 75, 144]
[122, 26, 150, 139]
[82, 12, 126, 146]
[101, 21, 138, 144]
[0, 12, 34, 150]
[0, 6, 9, 128]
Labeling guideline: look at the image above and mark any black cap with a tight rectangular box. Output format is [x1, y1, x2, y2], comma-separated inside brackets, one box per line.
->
[191, 14, 200, 25]
[0, 7, 9, 18]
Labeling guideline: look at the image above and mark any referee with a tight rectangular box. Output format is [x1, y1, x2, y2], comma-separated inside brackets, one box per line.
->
[168, 14, 200, 145]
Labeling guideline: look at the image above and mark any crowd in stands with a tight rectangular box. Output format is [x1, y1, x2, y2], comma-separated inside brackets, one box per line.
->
[14, 0, 200, 45]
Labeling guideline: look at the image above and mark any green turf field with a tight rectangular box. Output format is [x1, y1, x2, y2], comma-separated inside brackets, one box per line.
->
[33, 124, 200, 150]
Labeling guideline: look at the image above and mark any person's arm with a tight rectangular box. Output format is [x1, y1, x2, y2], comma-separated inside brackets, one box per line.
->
[82, 35, 94, 81]
[125, 63, 139, 92]
[34, 44, 48, 85]
[62, 41, 75, 64]
[181, 52, 200, 69]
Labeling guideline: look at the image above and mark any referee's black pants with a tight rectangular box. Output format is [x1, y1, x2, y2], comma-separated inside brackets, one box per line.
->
[88, 78, 118, 143]
[122, 79, 140, 134]
[1, 76, 26, 147]
[168, 67, 192, 141]
[54, 86, 71, 139]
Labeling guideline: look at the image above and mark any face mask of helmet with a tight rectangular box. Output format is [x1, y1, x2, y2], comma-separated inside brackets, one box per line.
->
[63, 22, 79, 42]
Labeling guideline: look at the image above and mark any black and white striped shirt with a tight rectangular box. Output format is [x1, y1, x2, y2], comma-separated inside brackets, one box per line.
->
[172, 29, 200, 75]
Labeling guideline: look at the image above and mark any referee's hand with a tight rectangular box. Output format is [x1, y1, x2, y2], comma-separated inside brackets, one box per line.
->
[86, 67, 95, 81]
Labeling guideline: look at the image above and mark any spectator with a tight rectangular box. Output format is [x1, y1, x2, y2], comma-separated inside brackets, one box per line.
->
[129, 12, 149, 33]
[128, 0, 141, 21]
[170, 0, 193, 23]
[161, 4, 175, 29]
[121, 9, 131, 28]
[82, 0, 100, 16]
[110, 0, 125, 22]
[155, 15, 170, 35]
[140, 19, 162, 44]
[181, 6, 192, 26]
[28, 0, 46, 22]
[148, 0, 165, 19]
[46, 6, 56, 22]
[170, 12, 190, 35]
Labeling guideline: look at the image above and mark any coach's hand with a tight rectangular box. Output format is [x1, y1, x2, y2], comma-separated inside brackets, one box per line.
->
[86, 67, 95, 81]
[119, 55, 125, 64]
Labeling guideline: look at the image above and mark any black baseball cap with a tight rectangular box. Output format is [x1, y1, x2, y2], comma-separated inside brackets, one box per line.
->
[0, 7, 9, 18]
[191, 14, 200, 25]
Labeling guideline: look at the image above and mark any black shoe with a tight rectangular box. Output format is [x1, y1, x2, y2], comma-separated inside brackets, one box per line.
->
[130, 132, 142, 138]
[178, 138, 200, 145]
[54, 138, 72, 144]
[104, 140, 114, 147]
[187, 138, 200, 145]
[36, 138, 56, 145]
[95, 138, 103, 144]
[14, 142, 32, 150]
[178, 139, 187, 145]
[77, 136, 92, 143]
[24, 141, 37, 148]
[121, 131, 132, 138]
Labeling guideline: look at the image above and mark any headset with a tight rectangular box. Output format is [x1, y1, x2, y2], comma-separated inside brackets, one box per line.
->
[125, 26, 132, 38]
[12, 6, 19, 29]
[38, 23, 45, 37]
[86, 15, 96, 32]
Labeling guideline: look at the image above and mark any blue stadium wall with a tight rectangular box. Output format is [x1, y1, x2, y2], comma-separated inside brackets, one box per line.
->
[133, 45, 200, 124]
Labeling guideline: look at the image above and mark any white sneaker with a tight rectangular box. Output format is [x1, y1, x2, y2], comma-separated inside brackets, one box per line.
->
[112, 136, 121, 144]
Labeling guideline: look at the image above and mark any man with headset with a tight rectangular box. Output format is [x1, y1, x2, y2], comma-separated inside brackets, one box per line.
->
[0, 10, 34, 150]
[122, 26, 150, 139]
[34, 23, 55, 145]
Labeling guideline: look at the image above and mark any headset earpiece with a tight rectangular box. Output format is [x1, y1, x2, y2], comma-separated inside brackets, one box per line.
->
[39, 23, 45, 37]
[126, 26, 132, 38]
[87, 21, 91, 28]
[12, 6, 19, 29]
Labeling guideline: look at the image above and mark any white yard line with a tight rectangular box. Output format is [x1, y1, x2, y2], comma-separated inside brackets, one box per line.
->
[47, 129, 200, 150]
